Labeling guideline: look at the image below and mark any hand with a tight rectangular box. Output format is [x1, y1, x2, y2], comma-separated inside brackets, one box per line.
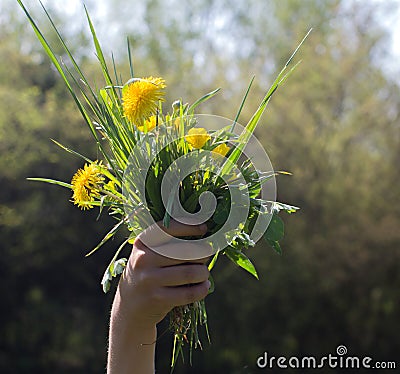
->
[107, 220, 211, 374]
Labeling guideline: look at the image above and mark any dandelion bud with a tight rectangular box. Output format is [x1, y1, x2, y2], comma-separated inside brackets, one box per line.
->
[172, 99, 183, 112]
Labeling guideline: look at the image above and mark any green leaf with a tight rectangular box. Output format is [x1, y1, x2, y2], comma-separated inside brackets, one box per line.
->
[267, 239, 282, 255]
[187, 88, 221, 114]
[264, 214, 284, 242]
[208, 249, 220, 271]
[101, 239, 129, 293]
[225, 247, 258, 279]
[113, 258, 128, 276]
[101, 257, 127, 293]
[212, 198, 230, 225]
[272, 201, 300, 214]
[101, 269, 112, 293]
[233, 231, 256, 248]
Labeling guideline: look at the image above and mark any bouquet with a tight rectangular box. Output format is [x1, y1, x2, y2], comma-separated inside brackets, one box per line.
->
[18, 0, 307, 368]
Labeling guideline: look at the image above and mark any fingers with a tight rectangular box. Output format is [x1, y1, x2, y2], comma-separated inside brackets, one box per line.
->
[136, 219, 207, 248]
[152, 241, 213, 263]
[119, 234, 212, 325]
[156, 280, 211, 307]
[151, 263, 210, 287]
[134, 237, 211, 267]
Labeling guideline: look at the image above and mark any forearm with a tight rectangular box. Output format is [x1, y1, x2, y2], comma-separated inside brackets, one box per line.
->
[107, 292, 157, 374]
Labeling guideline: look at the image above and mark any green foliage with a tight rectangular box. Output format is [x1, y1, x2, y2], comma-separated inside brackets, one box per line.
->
[225, 246, 258, 279]
[102, 257, 128, 293]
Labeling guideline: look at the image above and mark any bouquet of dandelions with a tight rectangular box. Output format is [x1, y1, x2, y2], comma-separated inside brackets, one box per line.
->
[19, 0, 308, 368]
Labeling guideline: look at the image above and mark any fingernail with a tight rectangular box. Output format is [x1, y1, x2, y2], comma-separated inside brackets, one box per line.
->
[199, 224, 208, 233]
[206, 280, 211, 289]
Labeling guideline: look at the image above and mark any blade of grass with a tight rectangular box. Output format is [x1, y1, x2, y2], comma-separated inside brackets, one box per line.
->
[230, 75, 255, 132]
[187, 88, 220, 114]
[36, 1, 111, 146]
[84, 5, 114, 87]
[16, 0, 110, 160]
[27, 177, 72, 189]
[220, 29, 312, 176]
[51, 139, 93, 163]
[85, 217, 128, 257]
[127, 37, 134, 78]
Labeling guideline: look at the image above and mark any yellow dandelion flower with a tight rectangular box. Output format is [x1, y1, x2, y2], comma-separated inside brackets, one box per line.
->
[185, 127, 211, 149]
[71, 161, 104, 210]
[136, 115, 158, 133]
[212, 143, 230, 158]
[122, 77, 166, 125]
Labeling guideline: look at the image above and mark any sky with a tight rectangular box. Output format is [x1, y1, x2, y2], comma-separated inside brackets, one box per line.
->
[375, 0, 400, 57]
[8, 0, 398, 63]
[37, 0, 400, 58]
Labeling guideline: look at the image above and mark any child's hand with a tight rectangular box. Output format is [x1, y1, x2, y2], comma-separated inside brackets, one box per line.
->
[119, 220, 211, 327]
[107, 220, 211, 374]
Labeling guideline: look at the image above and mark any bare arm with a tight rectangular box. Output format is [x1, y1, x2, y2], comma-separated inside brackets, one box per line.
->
[107, 221, 210, 374]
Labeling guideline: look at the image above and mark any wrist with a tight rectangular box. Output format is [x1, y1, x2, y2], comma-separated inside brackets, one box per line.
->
[111, 289, 157, 338]
[108, 291, 157, 374]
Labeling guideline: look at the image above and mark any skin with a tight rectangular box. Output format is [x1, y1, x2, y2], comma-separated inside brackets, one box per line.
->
[107, 220, 211, 374]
